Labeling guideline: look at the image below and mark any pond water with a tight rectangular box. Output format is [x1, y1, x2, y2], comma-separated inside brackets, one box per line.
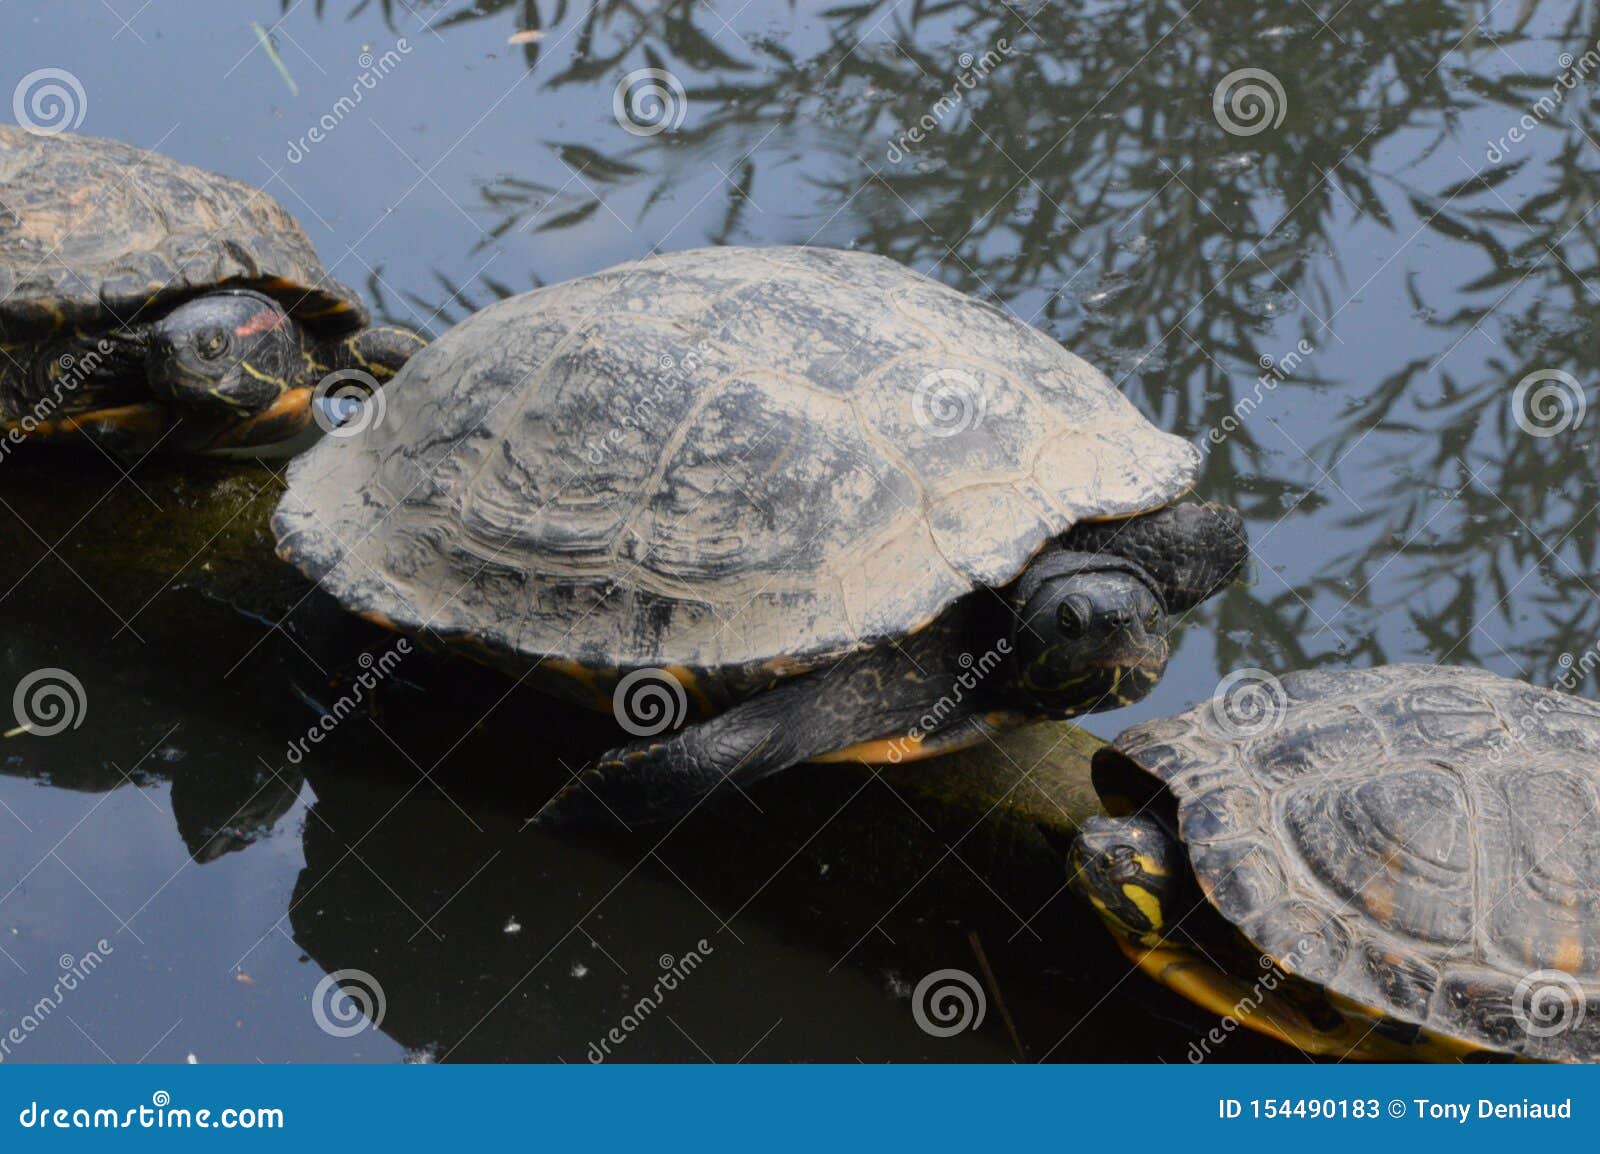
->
[1, 0, 1596, 1063]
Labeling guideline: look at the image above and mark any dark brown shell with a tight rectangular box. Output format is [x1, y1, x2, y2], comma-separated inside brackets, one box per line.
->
[1106, 663, 1600, 1062]
[274, 246, 1198, 677]
[0, 126, 364, 340]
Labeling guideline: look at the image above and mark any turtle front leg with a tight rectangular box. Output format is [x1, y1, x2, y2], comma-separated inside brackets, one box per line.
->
[535, 620, 986, 828]
[540, 706, 805, 828]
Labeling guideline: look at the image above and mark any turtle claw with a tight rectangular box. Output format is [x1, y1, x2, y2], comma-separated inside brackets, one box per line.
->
[529, 769, 633, 830]
[532, 740, 737, 830]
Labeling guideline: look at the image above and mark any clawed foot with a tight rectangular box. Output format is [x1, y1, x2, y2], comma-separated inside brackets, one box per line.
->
[529, 757, 633, 830]
[529, 745, 712, 830]
[530, 702, 805, 829]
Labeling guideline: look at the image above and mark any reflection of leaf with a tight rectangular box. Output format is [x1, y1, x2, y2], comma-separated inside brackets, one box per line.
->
[552, 143, 643, 181]
[435, 0, 515, 27]
[1438, 160, 1523, 198]
[711, 158, 755, 244]
[533, 200, 602, 232]
[1407, 195, 1501, 253]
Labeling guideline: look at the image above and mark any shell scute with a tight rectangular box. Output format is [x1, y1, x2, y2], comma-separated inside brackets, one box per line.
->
[1242, 899, 1352, 985]
[1282, 766, 1476, 946]
[1483, 763, 1600, 979]
[1188, 839, 1287, 926]
[1114, 730, 1233, 787]
[1239, 706, 1383, 784]
[1278, 666, 1391, 703]
[1177, 784, 1262, 845]
[1354, 942, 1439, 1021]
[713, 274, 925, 394]
[1364, 683, 1500, 757]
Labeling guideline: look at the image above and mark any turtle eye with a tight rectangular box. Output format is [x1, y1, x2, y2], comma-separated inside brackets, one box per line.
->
[1057, 595, 1091, 639]
[195, 328, 230, 361]
[1107, 845, 1139, 882]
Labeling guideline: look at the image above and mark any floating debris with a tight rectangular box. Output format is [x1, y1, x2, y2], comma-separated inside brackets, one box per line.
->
[1210, 152, 1256, 175]
[251, 21, 298, 97]
[503, 916, 522, 935]
[507, 29, 545, 45]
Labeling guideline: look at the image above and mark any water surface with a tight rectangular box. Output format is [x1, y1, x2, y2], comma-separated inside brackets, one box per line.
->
[1, 0, 1597, 1062]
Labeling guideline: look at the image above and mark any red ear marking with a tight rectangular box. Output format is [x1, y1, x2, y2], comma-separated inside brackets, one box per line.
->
[234, 309, 286, 337]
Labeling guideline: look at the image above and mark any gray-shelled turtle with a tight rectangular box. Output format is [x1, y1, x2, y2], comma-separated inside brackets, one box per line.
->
[274, 245, 1247, 822]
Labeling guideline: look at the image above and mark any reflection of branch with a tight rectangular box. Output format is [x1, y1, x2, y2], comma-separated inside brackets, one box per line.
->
[1309, 71, 1600, 680]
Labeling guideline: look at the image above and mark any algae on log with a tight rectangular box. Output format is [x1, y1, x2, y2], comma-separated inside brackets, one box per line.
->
[0, 448, 1107, 903]
[0, 448, 297, 617]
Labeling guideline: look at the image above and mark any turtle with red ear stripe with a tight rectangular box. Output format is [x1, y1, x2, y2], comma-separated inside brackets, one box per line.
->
[0, 126, 423, 453]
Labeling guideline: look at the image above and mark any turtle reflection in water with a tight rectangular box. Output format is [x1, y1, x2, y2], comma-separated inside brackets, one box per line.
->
[0, 127, 424, 454]
[1073, 664, 1600, 1063]
[274, 246, 1247, 823]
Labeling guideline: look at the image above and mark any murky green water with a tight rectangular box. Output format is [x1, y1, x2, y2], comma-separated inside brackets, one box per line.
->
[1, 0, 1597, 1062]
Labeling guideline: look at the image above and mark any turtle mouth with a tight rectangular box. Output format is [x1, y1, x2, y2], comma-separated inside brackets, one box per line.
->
[1094, 651, 1167, 675]
[203, 387, 313, 450]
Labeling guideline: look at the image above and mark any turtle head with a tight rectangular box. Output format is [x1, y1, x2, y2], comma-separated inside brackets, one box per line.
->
[1069, 813, 1184, 947]
[1006, 551, 1169, 716]
[147, 291, 300, 421]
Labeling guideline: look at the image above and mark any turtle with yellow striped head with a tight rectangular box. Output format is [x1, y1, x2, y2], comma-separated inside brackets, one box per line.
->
[1073, 663, 1600, 1062]
[0, 126, 423, 453]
